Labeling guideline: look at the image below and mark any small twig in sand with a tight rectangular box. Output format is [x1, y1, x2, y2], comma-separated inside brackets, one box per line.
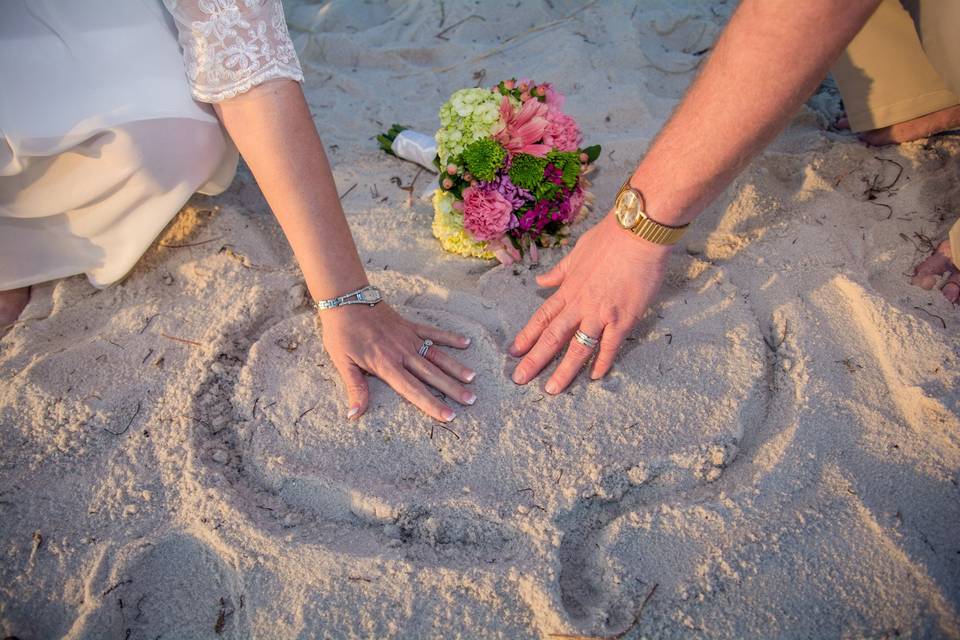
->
[141, 348, 154, 365]
[435, 14, 485, 40]
[437, 423, 460, 439]
[104, 401, 141, 436]
[214, 597, 234, 634]
[434, 1, 597, 71]
[161, 333, 203, 347]
[102, 579, 132, 597]
[390, 167, 425, 207]
[159, 237, 222, 249]
[913, 306, 947, 329]
[139, 314, 158, 334]
[555, 469, 564, 484]
[295, 404, 316, 425]
[338, 182, 358, 200]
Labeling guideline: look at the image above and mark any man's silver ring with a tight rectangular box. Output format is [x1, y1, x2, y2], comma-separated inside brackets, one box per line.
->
[574, 329, 600, 350]
[418, 339, 434, 358]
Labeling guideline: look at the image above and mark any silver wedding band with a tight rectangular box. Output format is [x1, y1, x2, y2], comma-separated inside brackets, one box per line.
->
[418, 339, 434, 358]
[574, 329, 600, 350]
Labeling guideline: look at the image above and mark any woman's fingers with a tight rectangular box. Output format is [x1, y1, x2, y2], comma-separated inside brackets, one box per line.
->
[509, 294, 564, 357]
[413, 322, 472, 349]
[332, 358, 369, 420]
[405, 351, 476, 406]
[512, 311, 578, 385]
[379, 363, 456, 422]
[423, 345, 476, 383]
[545, 320, 606, 394]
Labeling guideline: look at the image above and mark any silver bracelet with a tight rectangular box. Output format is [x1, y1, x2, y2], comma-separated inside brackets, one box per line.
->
[314, 285, 383, 311]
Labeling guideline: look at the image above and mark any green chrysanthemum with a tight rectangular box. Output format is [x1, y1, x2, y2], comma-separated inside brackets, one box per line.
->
[462, 138, 507, 182]
[508, 153, 549, 191]
[547, 151, 581, 188]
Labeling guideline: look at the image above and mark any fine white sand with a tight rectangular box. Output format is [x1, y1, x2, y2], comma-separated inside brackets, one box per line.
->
[2, 1, 960, 637]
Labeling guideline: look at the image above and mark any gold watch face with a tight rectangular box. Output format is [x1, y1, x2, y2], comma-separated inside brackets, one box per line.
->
[615, 188, 644, 229]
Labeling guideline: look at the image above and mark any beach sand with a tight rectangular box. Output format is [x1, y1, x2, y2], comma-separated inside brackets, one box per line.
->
[2, 1, 960, 637]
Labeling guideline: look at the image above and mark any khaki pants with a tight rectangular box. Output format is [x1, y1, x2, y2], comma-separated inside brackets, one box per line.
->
[833, 0, 959, 132]
[832, 0, 960, 265]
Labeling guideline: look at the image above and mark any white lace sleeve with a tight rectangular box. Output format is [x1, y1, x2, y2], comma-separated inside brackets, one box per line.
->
[162, 0, 304, 103]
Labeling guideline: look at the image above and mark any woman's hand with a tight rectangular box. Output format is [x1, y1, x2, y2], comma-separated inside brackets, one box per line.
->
[320, 303, 476, 422]
[509, 214, 672, 393]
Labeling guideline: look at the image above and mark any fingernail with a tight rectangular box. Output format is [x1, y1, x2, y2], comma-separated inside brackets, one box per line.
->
[463, 337, 472, 346]
[464, 392, 477, 405]
[512, 370, 526, 385]
[347, 406, 360, 419]
[443, 409, 456, 422]
[465, 370, 476, 382]
[545, 380, 558, 395]
[508, 345, 519, 357]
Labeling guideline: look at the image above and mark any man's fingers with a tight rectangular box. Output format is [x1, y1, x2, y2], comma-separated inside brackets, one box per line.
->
[509, 294, 564, 357]
[333, 359, 369, 420]
[413, 322, 472, 349]
[535, 253, 571, 288]
[380, 364, 456, 422]
[511, 312, 579, 385]
[591, 324, 629, 380]
[405, 351, 476, 406]
[545, 322, 606, 394]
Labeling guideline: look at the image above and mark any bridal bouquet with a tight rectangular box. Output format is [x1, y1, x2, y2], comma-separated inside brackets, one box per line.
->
[378, 79, 600, 264]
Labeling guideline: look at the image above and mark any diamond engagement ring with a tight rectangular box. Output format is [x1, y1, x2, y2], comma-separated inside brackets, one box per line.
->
[418, 339, 434, 358]
[574, 329, 600, 350]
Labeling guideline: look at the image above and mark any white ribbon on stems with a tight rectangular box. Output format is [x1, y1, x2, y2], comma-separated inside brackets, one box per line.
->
[390, 130, 439, 173]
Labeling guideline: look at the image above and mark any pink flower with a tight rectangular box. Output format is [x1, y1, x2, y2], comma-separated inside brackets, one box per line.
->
[544, 84, 565, 110]
[493, 96, 551, 157]
[486, 236, 522, 265]
[462, 185, 514, 241]
[542, 110, 582, 152]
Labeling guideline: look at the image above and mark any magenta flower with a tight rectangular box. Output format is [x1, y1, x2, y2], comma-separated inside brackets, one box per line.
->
[493, 96, 551, 157]
[462, 185, 514, 241]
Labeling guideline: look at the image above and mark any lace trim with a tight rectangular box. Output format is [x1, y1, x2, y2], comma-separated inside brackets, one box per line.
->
[163, 0, 305, 104]
[189, 61, 304, 102]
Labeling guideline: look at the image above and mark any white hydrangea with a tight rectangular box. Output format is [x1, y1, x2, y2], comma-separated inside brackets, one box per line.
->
[435, 88, 504, 166]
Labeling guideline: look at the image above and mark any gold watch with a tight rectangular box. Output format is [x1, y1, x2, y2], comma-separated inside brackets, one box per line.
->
[613, 179, 689, 245]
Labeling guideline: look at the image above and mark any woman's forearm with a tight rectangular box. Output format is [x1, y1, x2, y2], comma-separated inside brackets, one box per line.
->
[630, 0, 881, 227]
[213, 79, 367, 302]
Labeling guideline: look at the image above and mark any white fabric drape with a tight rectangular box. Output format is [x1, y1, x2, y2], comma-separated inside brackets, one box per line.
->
[0, 0, 303, 290]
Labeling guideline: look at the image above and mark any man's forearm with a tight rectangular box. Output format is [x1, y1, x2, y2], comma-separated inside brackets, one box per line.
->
[631, 0, 881, 227]
[213, 80, 368, 302]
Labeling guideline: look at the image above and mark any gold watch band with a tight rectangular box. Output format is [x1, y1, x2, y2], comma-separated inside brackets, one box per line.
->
[616, 180, 689, 245]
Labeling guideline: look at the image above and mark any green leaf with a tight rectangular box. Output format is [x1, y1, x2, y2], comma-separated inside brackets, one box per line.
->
[582, 144, 601, 164]
[376, 124, 410, 157]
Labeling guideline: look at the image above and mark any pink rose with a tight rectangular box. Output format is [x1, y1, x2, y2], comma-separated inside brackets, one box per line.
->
[542, 110, 582, 152]
[462, 186, 513, 241]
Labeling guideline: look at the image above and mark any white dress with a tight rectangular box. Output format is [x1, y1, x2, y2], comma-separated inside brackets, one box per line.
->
[0, 0, 303, 289]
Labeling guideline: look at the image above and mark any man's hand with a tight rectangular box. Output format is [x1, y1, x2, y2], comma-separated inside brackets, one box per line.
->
[509, 214, 672, 393]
